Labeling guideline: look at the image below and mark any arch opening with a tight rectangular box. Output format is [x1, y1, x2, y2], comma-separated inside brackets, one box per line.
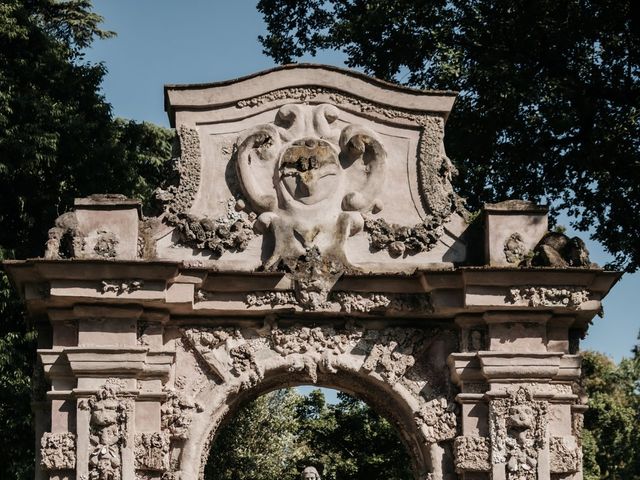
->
[175, 323, 459, 480]
[203, 386, 413, 480]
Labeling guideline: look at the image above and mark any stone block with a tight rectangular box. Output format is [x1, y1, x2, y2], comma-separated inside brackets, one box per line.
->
[484, 200, 548, 266]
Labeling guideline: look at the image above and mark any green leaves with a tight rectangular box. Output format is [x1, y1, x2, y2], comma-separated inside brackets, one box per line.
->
[581, 349, 640, 479]
[205, 389, 412, 480]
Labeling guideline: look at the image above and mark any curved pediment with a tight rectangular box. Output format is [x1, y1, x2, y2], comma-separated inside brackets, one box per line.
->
[38, 65, 601, 310]
[164, 63, 457, 127]
[154, 65, 468, 279]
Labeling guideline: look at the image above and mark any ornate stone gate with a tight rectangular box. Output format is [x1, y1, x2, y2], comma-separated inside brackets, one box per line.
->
[4, 65, 620, 480]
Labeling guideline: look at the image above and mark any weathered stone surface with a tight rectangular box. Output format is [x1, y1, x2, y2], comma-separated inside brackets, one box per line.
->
[86, 380, 132, 480]
[489, 387, 548, 480]
[549, 436, 581, 473]
[134, 432, 170, 471]
[504, 232, 527, 264]
[40, 432, 76, 471]
[507, 286, 590, 308]
[101, 280, 144, 295]
[161, 387, 203, 441]
[531, 232, 594, 267]
[453, 435, 490, 472]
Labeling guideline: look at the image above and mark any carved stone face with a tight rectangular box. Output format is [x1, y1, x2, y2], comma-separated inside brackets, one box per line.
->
[279, 137, 340, 205]
[508, 404, 535, 429]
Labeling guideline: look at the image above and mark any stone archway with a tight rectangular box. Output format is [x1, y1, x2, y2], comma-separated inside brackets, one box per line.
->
[4, 65, 621, 480]
[173, 321, 458, 480]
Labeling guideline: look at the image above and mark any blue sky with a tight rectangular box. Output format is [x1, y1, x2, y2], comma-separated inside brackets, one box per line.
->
[85, 1, 638, 363]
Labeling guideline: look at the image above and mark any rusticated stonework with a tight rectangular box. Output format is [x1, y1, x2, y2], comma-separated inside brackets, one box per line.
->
[549, 436, 581, 474]
[40, 432, 76, 471]
[453, 435, 490, 472]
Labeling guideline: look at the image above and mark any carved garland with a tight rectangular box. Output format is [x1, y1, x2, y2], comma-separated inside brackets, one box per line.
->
[231, 290, 434, 313]
[507, 286, 590, 308]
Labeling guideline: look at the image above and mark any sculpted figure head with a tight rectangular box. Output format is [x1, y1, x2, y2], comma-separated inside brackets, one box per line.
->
[301, 466, 321, 480]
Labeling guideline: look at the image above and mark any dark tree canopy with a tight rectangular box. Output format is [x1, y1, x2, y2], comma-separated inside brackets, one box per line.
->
[0, 1, 172, 477]
[258, 0, 640, 271]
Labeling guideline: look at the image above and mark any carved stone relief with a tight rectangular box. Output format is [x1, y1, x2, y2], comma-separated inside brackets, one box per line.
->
[161, 387, 203, 441]
[234, 103, 388, 304]
[490, 387, 548, 480]
[134, 432, 170, 471]
[86, 380, 132, 480]
[239, 290, 433, 314]
[414, 397, 457, 443]
[235, 87, 461, 223]
[504, 232, 527, 264]
[94, 230, 119, 258]
[40, 432, 76, 471]
[101, 280, 144, 295]
[168, 198, 255, 258]
[507, 286, 590, 308]
[549, 436, 581, 474]
[181, 323, 457, 445]
[44, 211, 84, 259]
[364, 217, 445, 257]
[245, 291, 298, 307]
[155, 125, 202, 216]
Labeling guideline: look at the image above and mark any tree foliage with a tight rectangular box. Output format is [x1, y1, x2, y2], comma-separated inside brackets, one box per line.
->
[0, 1, 172, 477]
[205, 389, 412, 480]
[581, 342, 640, 479]
[258, 0, 640, 271]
